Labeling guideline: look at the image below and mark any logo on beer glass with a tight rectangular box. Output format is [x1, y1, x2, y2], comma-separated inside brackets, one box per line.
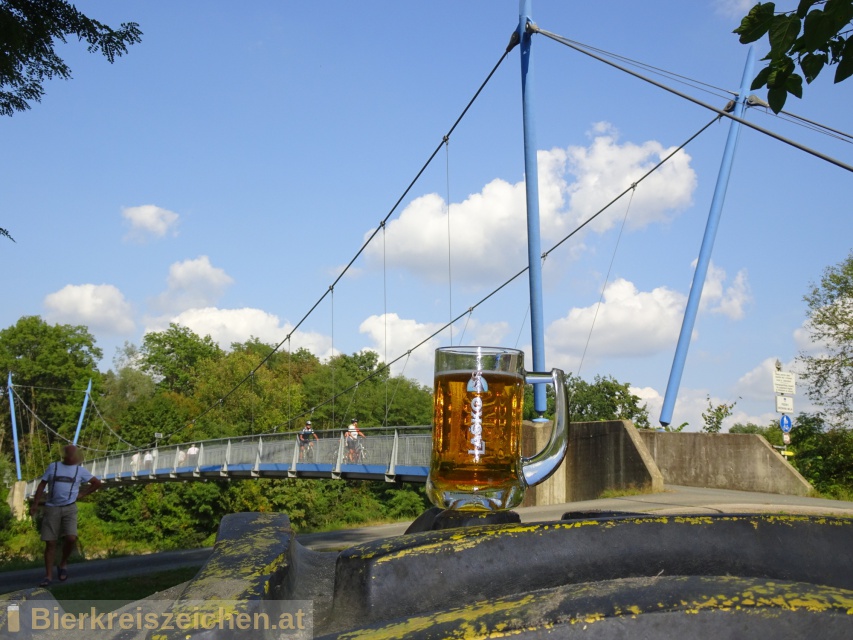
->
[467, 372, 488, 461]
[427, 346, 569, 512]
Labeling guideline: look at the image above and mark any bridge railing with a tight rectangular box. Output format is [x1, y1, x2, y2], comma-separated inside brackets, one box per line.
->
[24, 426, 433, 498]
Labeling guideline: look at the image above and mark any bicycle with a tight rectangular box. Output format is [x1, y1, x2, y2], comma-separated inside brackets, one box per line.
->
[298, 441, 315, 463]
[345, 439, 367, 464]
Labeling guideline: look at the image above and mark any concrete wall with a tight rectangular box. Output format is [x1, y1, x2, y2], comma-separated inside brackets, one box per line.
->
[6, 480, 27, 520]
[637, 431, 813, 497]
[522, 420, 664, 506]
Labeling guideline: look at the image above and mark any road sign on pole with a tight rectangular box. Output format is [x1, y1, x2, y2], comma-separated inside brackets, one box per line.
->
[776, 395, 794, 414]
[780, 414, 793, 433]
[772, 370, 796, 395]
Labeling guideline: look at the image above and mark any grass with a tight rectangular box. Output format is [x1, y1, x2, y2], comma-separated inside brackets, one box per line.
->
[597, 484, 656, 500]
[45, 565, 203, 614]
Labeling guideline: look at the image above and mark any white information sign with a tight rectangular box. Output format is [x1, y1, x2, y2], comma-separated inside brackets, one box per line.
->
[776, 395, 794, 414]
[772, 371, 796, 395]
[783, 433, 791, 445]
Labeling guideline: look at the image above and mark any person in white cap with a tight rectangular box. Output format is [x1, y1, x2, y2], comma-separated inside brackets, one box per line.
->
[345, 419, 365, 463]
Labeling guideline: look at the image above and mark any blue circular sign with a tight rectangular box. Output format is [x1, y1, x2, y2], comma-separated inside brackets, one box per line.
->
[780, 414, 793, 433]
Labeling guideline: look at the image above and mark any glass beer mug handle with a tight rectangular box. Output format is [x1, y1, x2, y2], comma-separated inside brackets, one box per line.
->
[521, 369, 569, 487]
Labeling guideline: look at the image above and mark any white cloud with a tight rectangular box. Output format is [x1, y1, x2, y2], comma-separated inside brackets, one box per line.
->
[697, 261, 751, 320]
[566, 125, 696, 233]
[547, 278, 686, 367]
[713, 0, 756, 19]
[736, 357, 795, 402]
[365, 125, 697, 284]
[147, 307, 334, 358]
[153, 256, 234, 313]
[122, 205, 179, 241]
[634, 385, 743, 432]
[44, 284, 135, 334]
[359, 313, 445, 383]
[359, 313, 515, 385]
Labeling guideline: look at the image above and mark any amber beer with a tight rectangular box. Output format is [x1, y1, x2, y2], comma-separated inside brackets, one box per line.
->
[427, 346, 569, 511]
[429, 369, 525, 508]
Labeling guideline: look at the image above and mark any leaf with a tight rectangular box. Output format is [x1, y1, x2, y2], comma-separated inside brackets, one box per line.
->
[750, 65, 773, 90]
[794, 9, 831, 53]
[786, 72, 804, 98]
[797, 0, 820, 19]
[800, 51, 827, 82]
[768, 14, 802, 58]
[824, 0, 853, 31]
[734, 2, 776, 43]
[768, 85, 788, 112]
[834, 36, 853, 82]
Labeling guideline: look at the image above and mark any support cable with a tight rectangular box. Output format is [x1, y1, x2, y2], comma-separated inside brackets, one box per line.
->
[550, 35, 736, 100]
[577, 186, 636, 377]
[89, 399, 138, 449]
[445, 136, 454, 345]
[12, 387, 112, 453]
[533, 25, 853, 174]
[383, 351, 412, 427]
[331, 286, 336, 428]
[154, 38, 517, 446]
[270, 116, 720, 426]
[515, 305, 531, 350]
[383, 220, 388, 421]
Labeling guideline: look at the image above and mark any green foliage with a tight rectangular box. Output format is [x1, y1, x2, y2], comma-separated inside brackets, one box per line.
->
[302, 351, 432, 429]
[567, 374, 650, 428]
[140, 324, 223, 394]
[734, 1, 853, 112]
[0, 316, 103, 476]
[521, 373, 650, 428]
[789, 412, 853, 498]
[701, 395, 737, 433]
[797, 251, 853, 427]
[0, 0, 142, 116]
[729, 421, 784, 446]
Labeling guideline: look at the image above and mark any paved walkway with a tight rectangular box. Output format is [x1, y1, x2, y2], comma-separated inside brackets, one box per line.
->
[3, 484, 851, 594]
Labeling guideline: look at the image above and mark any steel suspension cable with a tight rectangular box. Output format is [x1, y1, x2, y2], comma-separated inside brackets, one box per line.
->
[155, 37, 518, 446]
[276, 117, 718, 425]
[12, 387, 112, 454]
[552, 34, 736, 100]
[533, 25, 853, 174]
[577, 186, 636, 377]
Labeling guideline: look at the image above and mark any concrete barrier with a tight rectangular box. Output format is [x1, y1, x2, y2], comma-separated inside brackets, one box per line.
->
[637, 431, 813, 497]
[523, 420, 664, 506]
[5, 481, 27, 521]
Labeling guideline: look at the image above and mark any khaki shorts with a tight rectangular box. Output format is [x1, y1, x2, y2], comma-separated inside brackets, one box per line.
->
[40, 504, 78, 541]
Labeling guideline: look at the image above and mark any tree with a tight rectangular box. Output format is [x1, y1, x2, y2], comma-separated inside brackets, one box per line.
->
[539, 373, 651, 428]
[789, 412, 853, 498]
[139, 324, 223, 394]
[729, 421, 784, 446]
[701, 395, 737, 433]
[797, 251, 853, 427]
[0, 0, 142, 116]
[0, 316, 102, 473]
[734, 1, 853, 112]
[302, 351, 432, 429]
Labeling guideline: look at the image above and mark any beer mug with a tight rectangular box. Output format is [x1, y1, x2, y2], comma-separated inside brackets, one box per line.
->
[426, 346, 569, 511]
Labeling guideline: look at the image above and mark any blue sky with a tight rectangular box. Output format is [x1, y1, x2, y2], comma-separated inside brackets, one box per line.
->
[2, 1, 850, 432]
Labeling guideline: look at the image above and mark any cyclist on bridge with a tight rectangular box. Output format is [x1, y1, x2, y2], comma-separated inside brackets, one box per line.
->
[298, 421, 319, 460]
[345, 419, 366, 462]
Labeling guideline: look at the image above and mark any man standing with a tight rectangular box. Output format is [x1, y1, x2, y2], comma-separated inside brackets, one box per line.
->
[29, 444, 102, 587]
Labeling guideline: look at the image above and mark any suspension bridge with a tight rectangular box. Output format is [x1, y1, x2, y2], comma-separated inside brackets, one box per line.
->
[4, 2, 851, 502]
[20, 427, 431, 499]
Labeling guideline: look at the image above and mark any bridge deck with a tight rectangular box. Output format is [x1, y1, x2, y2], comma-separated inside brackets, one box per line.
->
[24, 427, 432, 498]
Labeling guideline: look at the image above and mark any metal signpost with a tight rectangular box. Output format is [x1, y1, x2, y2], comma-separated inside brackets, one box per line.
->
[774, 361, 795, 456]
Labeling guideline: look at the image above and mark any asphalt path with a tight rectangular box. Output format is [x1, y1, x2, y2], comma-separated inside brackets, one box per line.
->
[3, 484, 851, 595]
